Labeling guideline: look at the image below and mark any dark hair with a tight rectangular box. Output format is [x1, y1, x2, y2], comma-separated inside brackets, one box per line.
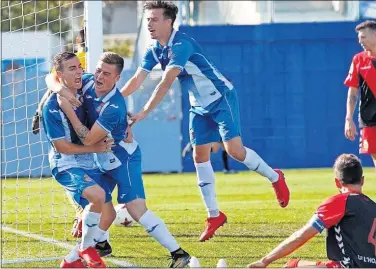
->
[355, 20, 376, 32]
[53, 52, 77, 72]
[333, 154, 363, 185]
[143, 1, 178, 26]
[78, 28, 85, 48]
[100, 52, 124, 75]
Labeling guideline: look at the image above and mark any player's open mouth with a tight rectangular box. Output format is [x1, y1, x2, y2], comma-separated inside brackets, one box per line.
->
[74, 78, 81, 83]
[96, 81, 104, 87]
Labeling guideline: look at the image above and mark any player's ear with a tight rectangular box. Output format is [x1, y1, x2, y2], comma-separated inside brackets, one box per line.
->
[335, 178, 342, 189]
[56, 70, 63, 79]
[360, 176, 364, 186]
[115, 74, 120, 83]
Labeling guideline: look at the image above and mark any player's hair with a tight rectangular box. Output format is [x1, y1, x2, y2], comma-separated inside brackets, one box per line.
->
[53, 51, 77, 72]
[143, 1, 178, 26]
[99, 52, 124, 75]
[333, 154, 363, 185]
[355, 20, 376, 32]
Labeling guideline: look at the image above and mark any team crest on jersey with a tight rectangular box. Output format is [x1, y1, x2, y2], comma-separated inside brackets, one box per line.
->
[96, 103, 105, 114]
[83, 174, 92, 182]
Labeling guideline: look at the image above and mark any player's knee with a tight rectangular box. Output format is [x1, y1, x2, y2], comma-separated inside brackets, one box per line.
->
[225, 145, 246, 161]
[84, 185, 105, 206]
[193, 150, 210, 163]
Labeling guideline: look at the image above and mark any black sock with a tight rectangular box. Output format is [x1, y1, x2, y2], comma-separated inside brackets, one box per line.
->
[222, 150, 230, 171]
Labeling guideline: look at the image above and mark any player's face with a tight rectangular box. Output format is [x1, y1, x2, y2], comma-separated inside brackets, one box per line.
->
[94, 61, 120, 94]
[358, 28, 376, 51]
[57, 57, 83, 90]
[146, 8, 172, 40]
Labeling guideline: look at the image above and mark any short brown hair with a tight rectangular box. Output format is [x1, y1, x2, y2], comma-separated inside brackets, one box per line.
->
[333, 154, 363, 185]
[53, 52, 77, 72]
[143, 1, 178, 26]
[355, 20, 376, 32]
[99, 52, 124, 75]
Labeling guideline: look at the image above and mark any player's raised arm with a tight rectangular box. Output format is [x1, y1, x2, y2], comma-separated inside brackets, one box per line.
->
[131, 67, 181, 123]
[120, 67, 149, 97]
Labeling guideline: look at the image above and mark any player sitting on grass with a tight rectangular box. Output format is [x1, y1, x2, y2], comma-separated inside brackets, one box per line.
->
[248, 153, 376, 268]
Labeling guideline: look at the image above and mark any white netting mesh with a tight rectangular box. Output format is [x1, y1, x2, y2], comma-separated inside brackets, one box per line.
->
[1, 0, 85, 266]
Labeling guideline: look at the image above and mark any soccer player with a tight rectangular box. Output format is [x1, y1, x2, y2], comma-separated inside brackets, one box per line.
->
[248, 153, 376, 268]
[32, 28, 86, 135]
[344, 20, 376, 167]
[42, 52, 115, 268]
[48, 52, 191, 268]
[119, 0, 290, 242]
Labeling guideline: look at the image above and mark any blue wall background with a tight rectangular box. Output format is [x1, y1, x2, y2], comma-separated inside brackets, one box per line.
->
[179, 21, 373, 172]
[2, 21, 374, 178]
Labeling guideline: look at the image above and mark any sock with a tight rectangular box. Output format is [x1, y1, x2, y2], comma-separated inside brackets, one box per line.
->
[94, 227, 107, 243]
[195, 161, 219, 218]
[65, 242, 80, 263]
[138, 210, 179, 252]
[81, 209, 101, 250]
[222, 150, 230, 171]
[242, 147, 278, 183]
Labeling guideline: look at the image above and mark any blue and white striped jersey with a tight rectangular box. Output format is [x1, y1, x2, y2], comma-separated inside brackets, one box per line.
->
[42, 93, 97, 172]
[81, 73, 137, 171]
[141, 29, 234, 109]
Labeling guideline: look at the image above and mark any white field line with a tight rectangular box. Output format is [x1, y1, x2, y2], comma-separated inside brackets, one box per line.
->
[1, 225, 137, 267]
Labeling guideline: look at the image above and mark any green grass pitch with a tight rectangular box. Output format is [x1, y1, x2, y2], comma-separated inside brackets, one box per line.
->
[1, 168, 375, 268]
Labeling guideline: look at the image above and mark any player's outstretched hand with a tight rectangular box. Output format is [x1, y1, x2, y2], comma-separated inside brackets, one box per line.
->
[344, 118, 358, 141]
[247, 260, 268, 268]
[130, 111, 148, 126]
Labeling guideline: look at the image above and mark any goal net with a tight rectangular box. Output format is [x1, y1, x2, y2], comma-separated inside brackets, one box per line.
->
[1, 1, 98, 266]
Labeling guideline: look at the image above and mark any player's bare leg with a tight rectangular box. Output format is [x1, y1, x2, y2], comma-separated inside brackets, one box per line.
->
[222, 136, 290, 208]
[126, 198, 191, 268]
[193, 143, 227, 242]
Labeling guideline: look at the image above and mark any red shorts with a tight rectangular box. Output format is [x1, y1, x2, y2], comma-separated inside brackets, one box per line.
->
[360, 126, 376, 154]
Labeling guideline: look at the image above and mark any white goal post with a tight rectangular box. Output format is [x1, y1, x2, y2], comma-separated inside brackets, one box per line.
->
[1, 0, 103, 266]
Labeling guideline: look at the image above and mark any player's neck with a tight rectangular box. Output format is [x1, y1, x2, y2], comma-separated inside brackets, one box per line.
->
[61, 82, 77, 95]
[95, 84, 115, 97]
[340, 185, 362, 194]
[158, 28, 174, 47]
[366, 48, 376, 58]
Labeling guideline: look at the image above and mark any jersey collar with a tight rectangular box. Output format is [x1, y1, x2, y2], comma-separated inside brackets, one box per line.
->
[94, 86, 117, 103]
[156, 29, 177, 49]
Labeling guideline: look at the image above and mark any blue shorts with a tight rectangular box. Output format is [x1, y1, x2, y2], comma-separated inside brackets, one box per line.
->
[105, 146, 145, 204]
[52, 168, 114, 208]
[189, 89, 241, 146]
